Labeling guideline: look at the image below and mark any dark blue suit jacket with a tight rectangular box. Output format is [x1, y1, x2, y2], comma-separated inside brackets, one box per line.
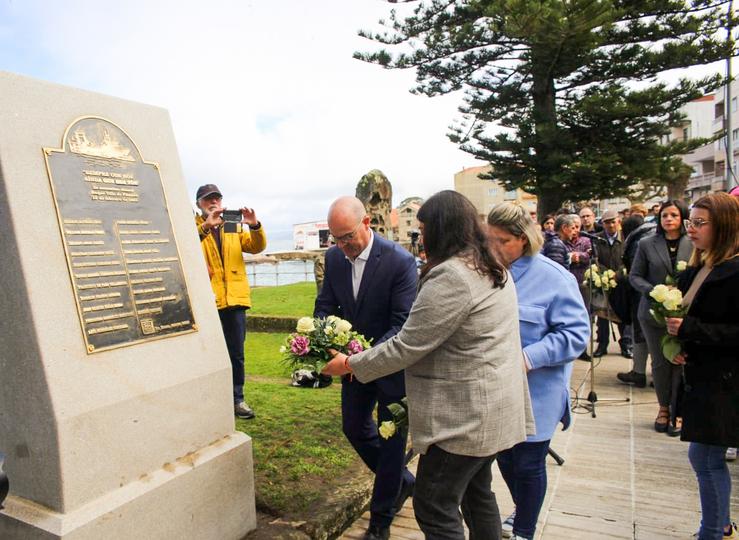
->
[314, 234, 417, 397]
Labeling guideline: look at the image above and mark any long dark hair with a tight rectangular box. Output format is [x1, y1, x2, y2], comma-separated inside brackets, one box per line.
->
[417, 190, 507, 287]
[654, 199, 689, 237]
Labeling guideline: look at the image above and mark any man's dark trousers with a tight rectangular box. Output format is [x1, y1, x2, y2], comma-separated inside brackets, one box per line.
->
[218, 307, 246, 403]
[342, 376, 413, 528]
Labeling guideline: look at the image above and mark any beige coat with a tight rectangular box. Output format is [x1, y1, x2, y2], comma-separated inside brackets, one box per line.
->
[349, 256, 534, 457]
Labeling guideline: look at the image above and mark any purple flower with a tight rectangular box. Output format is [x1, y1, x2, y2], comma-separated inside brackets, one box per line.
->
[290, 335, 310, 356]
[347, 340, 363, 355]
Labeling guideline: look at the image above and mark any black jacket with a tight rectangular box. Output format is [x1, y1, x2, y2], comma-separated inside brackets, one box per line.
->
[677, 257, 739, 447]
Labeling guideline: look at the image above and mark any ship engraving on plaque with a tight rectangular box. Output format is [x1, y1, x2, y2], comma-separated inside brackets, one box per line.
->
[44, 116, 196, 353]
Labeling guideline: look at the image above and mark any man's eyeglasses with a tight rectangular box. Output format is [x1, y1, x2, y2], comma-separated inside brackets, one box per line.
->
[684, 218, 710, 230]
[329, 220, 363, 244]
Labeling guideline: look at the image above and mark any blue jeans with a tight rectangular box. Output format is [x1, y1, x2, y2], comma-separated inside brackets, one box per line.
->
[218, 307, 246, 403]
[688, 442, 732, 540]
[496, 440, 551, 540]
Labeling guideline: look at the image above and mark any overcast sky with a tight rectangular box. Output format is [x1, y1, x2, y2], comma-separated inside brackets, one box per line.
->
[0, 0, 486, 250]
[0, 0, 728, 251]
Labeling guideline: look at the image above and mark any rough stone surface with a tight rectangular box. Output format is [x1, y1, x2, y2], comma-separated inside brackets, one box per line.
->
[0, 71, 256, 539]
[356, 170, 393, 239]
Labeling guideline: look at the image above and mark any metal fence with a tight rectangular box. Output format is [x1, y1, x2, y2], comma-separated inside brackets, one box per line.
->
[246, 259, 316, 287]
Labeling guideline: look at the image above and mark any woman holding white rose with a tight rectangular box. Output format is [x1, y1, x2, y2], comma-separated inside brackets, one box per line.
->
[629, 199, 692, 435]
[665, 192, 738, 540]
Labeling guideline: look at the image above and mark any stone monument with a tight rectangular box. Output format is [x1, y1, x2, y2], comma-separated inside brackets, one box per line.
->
[0, 71, 256, 539]
[356, 169, 392, 239]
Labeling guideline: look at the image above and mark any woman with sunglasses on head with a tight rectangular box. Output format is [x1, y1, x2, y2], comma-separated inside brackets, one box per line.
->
[664, 192, 739, 540]
[629, 199, 692, 435]
[323, 190, 534, 540]
[487, 203, 590, 540]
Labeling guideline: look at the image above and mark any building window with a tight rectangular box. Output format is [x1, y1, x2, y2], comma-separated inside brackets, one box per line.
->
[732, 97, 737, 112]
[504, 190, 517, 200]
[733, 129, 739, 141]
[406, 220, 411, 226]
[683, 127, 689, 141]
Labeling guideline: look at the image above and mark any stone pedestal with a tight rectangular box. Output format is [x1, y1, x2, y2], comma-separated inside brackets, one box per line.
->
[0, 71, 256, 539]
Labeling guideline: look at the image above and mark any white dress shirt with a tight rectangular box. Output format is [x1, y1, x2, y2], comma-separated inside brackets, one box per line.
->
[346, 231, 374, 300]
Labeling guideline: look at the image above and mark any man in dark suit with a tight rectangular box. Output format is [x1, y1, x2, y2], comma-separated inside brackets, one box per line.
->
[315, 196, 417, 540]
[593, 209, 630, 358]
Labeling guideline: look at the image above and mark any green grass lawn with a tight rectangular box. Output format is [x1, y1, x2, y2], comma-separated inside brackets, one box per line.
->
[249, 281, 317, 317]
[239, 297, 361, 518]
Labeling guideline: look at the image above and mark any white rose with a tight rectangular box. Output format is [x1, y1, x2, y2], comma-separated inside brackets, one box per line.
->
[593, 275, 602, 288]
[326, 315, 340, 324]
[610, 279, 617, 289]
[663, 289, 683, 311]
[591, 264, 599, 273]
[676, 261, 687, 272]
[378, 421, 396, 439]
[650, 284, 670, 303]
[296, 317, 316, 333]
[335, 319, 352, 334]
[664, 298, 682, 312]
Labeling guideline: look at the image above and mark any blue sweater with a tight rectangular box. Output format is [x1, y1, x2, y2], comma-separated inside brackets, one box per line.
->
[511, 254, 591, 441]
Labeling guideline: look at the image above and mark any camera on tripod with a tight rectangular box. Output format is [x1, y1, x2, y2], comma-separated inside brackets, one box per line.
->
[221, 209, 242, 233]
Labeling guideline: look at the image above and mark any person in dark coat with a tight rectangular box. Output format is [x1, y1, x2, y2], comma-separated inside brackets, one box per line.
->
[666, 192, 739, 540]
[616, 215, 655, 387]
[629, 200, 692, 435]
[592, 209, 629, 358]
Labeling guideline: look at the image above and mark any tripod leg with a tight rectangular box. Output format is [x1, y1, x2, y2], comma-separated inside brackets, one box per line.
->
[547, 447, 565, 466]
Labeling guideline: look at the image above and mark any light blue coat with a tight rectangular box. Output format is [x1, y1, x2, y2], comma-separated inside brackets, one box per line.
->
[511, 254, 591, 442]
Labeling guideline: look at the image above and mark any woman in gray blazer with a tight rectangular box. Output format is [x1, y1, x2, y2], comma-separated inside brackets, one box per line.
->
[629, 200, 692, 435]
[324, 191, 534, 540]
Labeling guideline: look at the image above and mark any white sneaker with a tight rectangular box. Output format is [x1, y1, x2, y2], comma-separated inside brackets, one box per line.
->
[501, 511, 515, 538]
[726, 448, 737, 461]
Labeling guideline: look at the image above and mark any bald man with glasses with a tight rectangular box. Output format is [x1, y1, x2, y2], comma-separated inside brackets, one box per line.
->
[315, 196, 418, 540]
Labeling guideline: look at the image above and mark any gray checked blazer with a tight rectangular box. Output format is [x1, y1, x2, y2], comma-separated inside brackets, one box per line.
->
[349, 256, 535, 457]
[629, 233, 693, 327]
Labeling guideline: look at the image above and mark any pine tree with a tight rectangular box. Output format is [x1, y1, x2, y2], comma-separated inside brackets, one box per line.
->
[356, 0, 733, 215]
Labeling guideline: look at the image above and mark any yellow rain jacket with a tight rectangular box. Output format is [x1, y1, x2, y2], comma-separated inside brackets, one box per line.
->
[195, 214, 267, 310]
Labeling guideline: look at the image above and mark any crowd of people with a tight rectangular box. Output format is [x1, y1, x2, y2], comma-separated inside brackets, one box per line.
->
[193, 182, 737, 540]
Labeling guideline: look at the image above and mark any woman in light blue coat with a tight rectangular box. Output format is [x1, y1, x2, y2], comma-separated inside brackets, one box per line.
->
[488, 203, 591, 540]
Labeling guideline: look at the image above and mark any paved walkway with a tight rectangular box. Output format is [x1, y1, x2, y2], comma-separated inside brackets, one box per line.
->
[341, 346, 739, 539]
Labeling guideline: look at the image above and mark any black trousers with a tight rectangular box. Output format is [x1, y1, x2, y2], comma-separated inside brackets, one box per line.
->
[414, 445, 501, 540]
[596, 317, 630, 351]
[341, 377, 413, 528]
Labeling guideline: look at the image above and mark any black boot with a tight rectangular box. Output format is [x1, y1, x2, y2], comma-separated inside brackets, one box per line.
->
[616, 370, 646, 388]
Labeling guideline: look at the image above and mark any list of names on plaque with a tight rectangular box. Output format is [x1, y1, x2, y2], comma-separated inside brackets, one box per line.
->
[45, 117, 196, 353]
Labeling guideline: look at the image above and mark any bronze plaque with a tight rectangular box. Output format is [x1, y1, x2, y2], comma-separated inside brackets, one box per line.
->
[44, 117, 196, 353]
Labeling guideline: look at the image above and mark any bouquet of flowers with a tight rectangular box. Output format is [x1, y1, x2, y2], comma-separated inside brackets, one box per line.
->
[379, 397, 408, 439]
[649, 283, 687, 363]
[280, 316, 372, 374]
[582, 265, 618, 292]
